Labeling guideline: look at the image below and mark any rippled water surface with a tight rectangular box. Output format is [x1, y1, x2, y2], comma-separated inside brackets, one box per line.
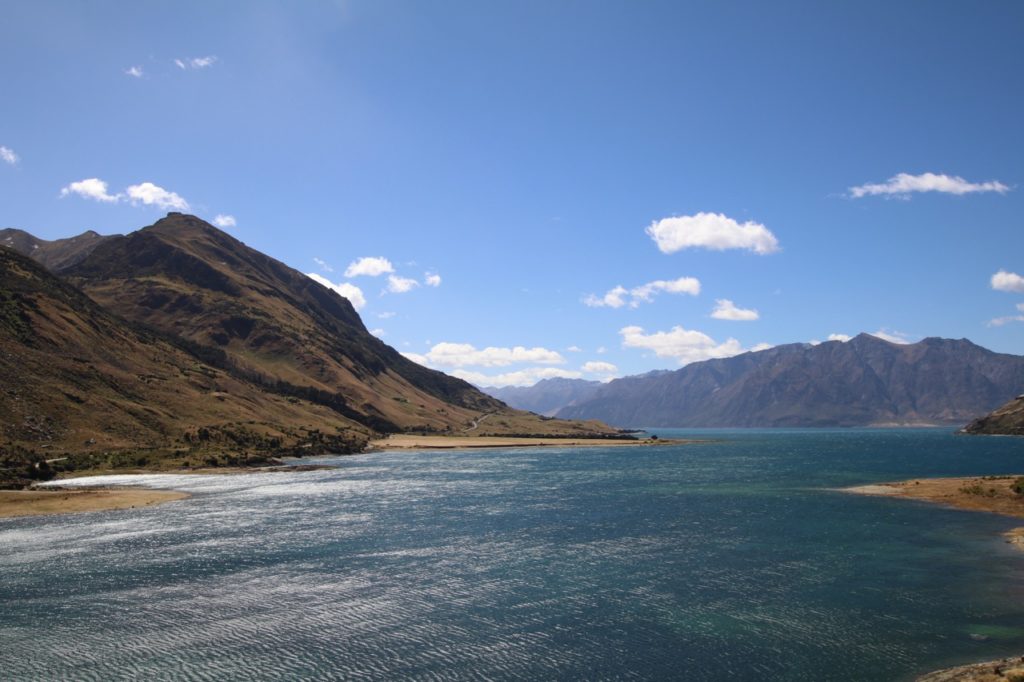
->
[3, 429, 1024, 681]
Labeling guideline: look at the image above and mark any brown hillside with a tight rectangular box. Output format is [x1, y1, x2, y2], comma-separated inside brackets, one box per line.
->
[53, 214, 614, 438]
[0, 244, 373, 482]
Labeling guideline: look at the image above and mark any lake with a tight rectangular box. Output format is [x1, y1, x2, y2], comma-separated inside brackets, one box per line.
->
[2, 429, 1024, 680]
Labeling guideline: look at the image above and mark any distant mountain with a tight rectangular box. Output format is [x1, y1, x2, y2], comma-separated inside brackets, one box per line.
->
[1, 227, 113, 272]
[962, 395, 1024, 435]
[484, 378, 603, 416]
[556, 334, 1024, 427]
[3, 214, 615, 450]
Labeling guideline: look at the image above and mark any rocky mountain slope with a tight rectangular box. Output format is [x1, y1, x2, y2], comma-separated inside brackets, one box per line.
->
[556, 334, 1024, 428]
[1, 227, 113, 272]
[961, 395, 1024, 435]
[0, 245, 378, 484]
[1, 214, 614, 463]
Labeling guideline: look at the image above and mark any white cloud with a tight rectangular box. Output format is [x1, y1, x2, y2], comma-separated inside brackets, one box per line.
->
[386, 274, 419, 294]
[452, 367, 583, 388]
[313, 257, 333, 272]
[377, 311, 396, 319]
[176, 56, 217, 70]
[620, 325, 766, 365]
[827, 333, 852, 342]
[369, 328, 386, 338]
[584, 285, 629, 308]
[125, 182, 189, 210]
[582, 361, 618, 374]
[305, 272, 367, 311]
[567, 345, 583, 353]
[0, 146, 19, 165]
[988, 303, 1024, 327]
[423, 342, 565, 368]
[991, 270, 1024, 293]
[59, 178, 120, 203]
[870, 329, 912, 344]
[596, 346, 607, 354]
[849, 172, 1009, 199]
[125, 66, 144, 78]
[630, 277, 701, 303]
[711, 299, 759, 321]
[585, 277, 700, 308]
[424, 272, 442, 287]
[212, 214, 236, 228]
[646, 212, 779, 255]
[344, 256, 394, 278]
[401, 352, 429, 366]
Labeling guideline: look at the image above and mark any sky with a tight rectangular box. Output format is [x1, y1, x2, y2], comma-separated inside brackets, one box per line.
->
[2, 1, 1024, 387]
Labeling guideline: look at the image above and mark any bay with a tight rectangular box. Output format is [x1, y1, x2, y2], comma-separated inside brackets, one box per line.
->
[2, 429, 1024, 680]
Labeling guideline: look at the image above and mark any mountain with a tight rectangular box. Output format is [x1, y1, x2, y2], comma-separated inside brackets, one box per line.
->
[1, 227, 113, 272]
[961, 395, 1024, 435]
[3, 214, 614, 450]
[556, 334, 1024, 427]
[483, 378, 603, 416]
[0, 244, 387, 485]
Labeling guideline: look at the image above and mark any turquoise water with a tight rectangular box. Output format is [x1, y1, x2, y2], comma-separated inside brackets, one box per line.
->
[2, 429, 1024, 680]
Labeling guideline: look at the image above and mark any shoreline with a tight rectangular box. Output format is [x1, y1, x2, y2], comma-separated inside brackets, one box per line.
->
[842, 475, 1024, 520]
[842, 475, 1024, 548]
[844, 476, 1024, 680]
[0, 488, 190, 519]
[367, 434, 688, 450]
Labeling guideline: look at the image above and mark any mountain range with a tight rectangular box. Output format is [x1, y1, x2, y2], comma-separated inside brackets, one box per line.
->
[489, 335, 1024, 428]
[0, 214, 617, 483]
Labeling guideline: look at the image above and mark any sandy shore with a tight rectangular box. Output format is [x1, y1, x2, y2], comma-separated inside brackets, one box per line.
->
[369, 434, 681, 450]
[0, 488, 189, 519]
[844, 475, 1024, 549]
[844, 476, 1024, 519]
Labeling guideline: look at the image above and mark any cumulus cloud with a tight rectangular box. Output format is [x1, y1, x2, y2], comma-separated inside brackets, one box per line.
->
[125, 182, 189, 210]
[176, 56, 217, 70]
[422, 342, 565, 368]
[344, 257, 394, 278]
[620, 325, 767, 365]
[369, 328, 386, 338]
[582, 361, 618, 374]
[828, 333, 852, 342]
[305, 272, 367, 311]
[452, 367, 583, 388]
[60, 178, 120, 203]
[377, 311, 396, 319]
[870, 329, 912, 344]
[567, 345, 583, 353]
[849, 172, 1009, 199]
[988, 303, 1024, 327]
[386, 274, 419, 294]
[312, 257, 333, 272]
[991, 270, 1024, 293]
[425, 272, 442, 287]
[585, 277, 701, 309]
[401, 352, 429, 366]
[584, 285, 629, 308]
[212, 214, 236, 228]
[125, 66, 144, 78]
[711, 299, 759, 321]
[646, 212, 779, 255]
[0, 146, 17, 165]
[59, 178, 190, 210]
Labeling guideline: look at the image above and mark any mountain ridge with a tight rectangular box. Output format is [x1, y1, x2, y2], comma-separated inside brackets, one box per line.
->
[554, 333, 1024, 427]
[1, 214, 617, 480]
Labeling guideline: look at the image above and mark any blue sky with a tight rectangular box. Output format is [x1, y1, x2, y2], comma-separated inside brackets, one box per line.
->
[2, 1, 1023, 386]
